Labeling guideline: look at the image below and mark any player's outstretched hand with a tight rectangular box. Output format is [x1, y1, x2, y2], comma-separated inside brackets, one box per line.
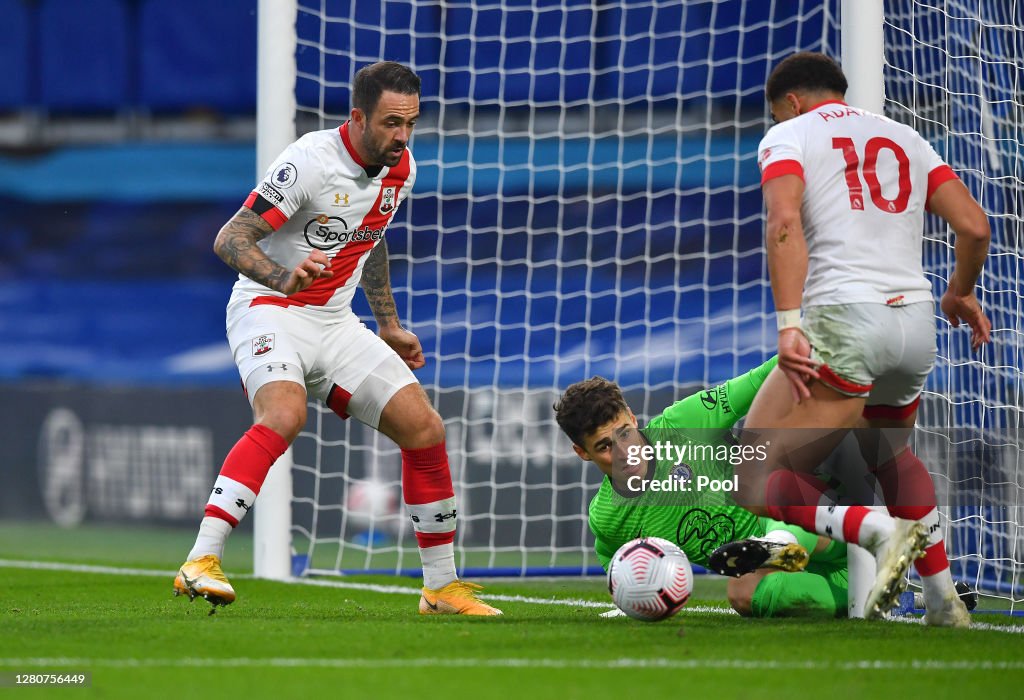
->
[777, 328, 820, 403]
[280, 250, 333, 295]
[940, 288, 992, 352]
[380, 326, 426, 370]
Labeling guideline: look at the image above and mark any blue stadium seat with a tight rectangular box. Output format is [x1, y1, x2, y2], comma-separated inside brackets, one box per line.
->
[0, 0, 30, 110]
[138, 0, 257, 114]
[38, 0, 131, 112]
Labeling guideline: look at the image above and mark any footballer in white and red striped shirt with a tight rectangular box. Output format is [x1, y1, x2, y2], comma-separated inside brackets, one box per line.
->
[233, 118, 415, 314]
[173, 61, 501, 617]
[736, 52, 991, 626]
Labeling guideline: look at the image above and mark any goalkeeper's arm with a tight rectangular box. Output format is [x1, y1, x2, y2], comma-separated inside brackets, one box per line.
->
[655, 356, 779, 431]
[593, 533, 617, 571]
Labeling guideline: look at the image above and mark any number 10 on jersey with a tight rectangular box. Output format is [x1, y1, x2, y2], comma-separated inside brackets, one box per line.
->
[832, 137, 911, 213]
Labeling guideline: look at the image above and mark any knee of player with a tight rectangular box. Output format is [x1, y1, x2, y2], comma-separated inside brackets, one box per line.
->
[418, 411, 446, 445]
[727, 576, 757, 617]
[737, 466, 770, 511]
[255, 403, 306, 443]
[734, 476, 769, 517]
[402, 409, 446, 449]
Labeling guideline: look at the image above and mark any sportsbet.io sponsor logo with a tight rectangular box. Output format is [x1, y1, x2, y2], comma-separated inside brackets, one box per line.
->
[303, 214, 386, 251]
[304, 215, 348, 250]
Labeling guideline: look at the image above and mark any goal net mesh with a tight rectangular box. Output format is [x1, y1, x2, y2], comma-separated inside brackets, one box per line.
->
[284, 0, 1022, 606]
[885, 0, 1023, 605]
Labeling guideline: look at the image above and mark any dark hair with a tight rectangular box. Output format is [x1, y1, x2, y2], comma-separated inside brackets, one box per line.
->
[352, 61, 421, 116]
[554, 377, 629, 448]
[765, 52, 848, 103]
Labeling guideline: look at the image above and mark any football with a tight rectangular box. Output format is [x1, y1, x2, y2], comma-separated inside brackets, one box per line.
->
[607, 537, 693, 621]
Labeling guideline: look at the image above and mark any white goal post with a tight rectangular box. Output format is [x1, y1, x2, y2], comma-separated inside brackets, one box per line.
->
[253, 0, 296, 581]
[252, 0, 1023, 613]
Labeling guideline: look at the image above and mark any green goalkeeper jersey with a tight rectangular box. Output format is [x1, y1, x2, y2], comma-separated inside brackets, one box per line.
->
[588, 356, 778, 570]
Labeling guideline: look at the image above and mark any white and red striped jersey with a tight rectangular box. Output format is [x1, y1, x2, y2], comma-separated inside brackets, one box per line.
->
[757, 100, 958, 307]
[229, 121, 416, 314]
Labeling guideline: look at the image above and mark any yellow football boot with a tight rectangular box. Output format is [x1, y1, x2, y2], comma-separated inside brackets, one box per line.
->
[865, 519, 929, 620]
[173, 554, 236, 610]
[419, 580, 503, 616]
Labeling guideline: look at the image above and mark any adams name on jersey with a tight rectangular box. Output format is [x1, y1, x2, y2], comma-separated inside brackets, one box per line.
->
[230, 121, 417, 314]
[757, 100, 958, 308]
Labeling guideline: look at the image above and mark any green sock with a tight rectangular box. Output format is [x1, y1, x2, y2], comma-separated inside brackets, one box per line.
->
[750, 571, 846, 618]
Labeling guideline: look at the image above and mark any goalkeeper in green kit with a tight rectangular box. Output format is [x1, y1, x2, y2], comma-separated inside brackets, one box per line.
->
[553, 356, 850, 618]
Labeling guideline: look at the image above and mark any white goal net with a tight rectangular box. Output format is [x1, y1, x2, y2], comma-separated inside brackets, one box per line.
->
[276, 0, 1022, 608]
[884, 0, 1023, 607]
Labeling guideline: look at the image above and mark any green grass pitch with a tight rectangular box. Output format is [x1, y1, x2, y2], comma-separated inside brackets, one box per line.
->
[2, 521, 1022, 699]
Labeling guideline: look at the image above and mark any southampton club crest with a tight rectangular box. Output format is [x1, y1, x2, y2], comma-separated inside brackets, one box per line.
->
[252, 334, 275, 357]
[379, 186, 396, 214]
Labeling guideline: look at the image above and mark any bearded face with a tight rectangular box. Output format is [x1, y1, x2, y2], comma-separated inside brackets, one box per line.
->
[355, 90, 420, 167]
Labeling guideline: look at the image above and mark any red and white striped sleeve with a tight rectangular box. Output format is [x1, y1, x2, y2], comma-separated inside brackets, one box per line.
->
[757, 124, 804, 185]
[920, 138, 959, 209]
[242, 137, 322, 230]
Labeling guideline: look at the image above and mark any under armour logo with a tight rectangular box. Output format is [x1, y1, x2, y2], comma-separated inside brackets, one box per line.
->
[434, 510, 457, 523]
[236, 498, 250, 511]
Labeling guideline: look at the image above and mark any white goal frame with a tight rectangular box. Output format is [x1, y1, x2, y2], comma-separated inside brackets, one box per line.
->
[252, 0, 1022, 612]
[253, 0, 297, 581]
[250, 0, 900, 582]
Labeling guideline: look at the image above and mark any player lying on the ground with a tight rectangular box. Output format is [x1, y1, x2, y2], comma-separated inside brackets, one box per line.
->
[554, 357, 852, 617]
[554, 359, 977, 618]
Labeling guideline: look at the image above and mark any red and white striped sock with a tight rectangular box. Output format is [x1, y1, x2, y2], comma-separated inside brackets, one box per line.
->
[764, 469, 895, 549]
[874, 449, 955, 604]
[401, 442, 458, 590]
[188, 424, 289, 561]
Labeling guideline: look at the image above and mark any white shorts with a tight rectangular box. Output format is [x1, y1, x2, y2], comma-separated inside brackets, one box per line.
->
[226, 303, 417, 428]
[803, 301, 937, 418]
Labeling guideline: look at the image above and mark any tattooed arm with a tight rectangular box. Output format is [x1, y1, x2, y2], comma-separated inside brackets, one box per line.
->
[362, 240, 425, 369]
[213, 206, 331, 294]
[360, 240, 400, 329]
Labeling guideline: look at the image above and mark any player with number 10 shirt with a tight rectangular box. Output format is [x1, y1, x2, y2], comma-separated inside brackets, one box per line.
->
[737, 52, 992, 625]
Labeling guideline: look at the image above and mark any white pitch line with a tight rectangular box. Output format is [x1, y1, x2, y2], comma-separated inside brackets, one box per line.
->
[2, 558, 1021, 633]
[0, 558, 731, 613]
[0, 559, 173, 578]
[294, 572, 635, 610]
[887, 611, 1024, 635]
[2, 657, 1024, 671]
